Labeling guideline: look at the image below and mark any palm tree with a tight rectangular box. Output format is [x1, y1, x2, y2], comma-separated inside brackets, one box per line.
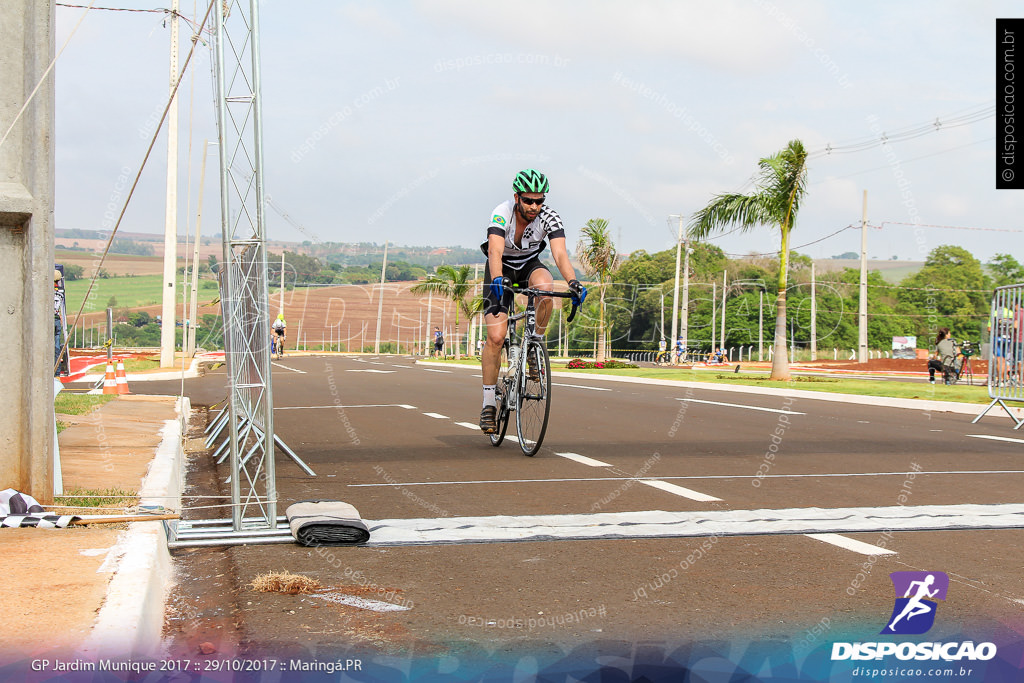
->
[576, 218, 620, 363]
[410, 265, 475, 360]
[689, 139, 809, 380]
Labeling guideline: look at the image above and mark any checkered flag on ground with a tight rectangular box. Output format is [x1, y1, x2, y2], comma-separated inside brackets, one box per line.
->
[0, 488, 79, 529]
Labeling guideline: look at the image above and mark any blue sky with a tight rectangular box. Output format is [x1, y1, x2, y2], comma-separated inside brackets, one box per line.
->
[54, 1, 1019, 264]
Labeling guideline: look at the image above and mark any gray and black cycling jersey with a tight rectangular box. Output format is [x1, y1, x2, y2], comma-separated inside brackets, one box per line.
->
[479, 199, 566, 270]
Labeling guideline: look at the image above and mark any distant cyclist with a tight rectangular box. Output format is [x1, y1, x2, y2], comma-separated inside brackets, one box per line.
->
[674, 336, 684, 364]
[272, 313, 287, 357]
[478, 169, 586, 434]
[433, 326, 444, 358]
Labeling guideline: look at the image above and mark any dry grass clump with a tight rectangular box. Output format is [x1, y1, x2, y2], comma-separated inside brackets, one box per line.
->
[249, 571, 321, 594]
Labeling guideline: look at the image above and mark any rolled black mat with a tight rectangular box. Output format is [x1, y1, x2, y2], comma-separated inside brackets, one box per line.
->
[286, 500, 370, 546]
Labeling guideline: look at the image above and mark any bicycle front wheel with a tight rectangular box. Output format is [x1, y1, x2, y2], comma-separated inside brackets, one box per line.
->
[490, 342, 512, 447]
[516, 340, 551, 456]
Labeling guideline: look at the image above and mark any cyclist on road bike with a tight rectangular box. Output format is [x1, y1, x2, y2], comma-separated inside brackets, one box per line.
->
[674, 336, 684, 364]
[479, 169, 586, 434]
[272, 313, 287, 357]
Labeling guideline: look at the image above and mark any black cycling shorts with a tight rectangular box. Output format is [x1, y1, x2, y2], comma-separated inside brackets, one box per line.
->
[482, 257, 550, 316]
[274, 328, 285, 336]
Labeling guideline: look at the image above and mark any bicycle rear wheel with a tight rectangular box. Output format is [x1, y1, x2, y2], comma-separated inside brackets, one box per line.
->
[489, 342, 512, 447]
[516, 340, 551, 456]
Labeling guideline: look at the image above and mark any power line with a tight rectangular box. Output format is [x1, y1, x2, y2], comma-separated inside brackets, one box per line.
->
[873, 221, 1024, 234]
[808, 103, 994, 158]
[721, 224, 859, 258]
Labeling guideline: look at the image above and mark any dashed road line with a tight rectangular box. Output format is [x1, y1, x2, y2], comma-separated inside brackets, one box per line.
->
[455, 421, 480, 430]
[805, 533, 897, 556]
[966, 434, 1024, 445]
[276, 404, 415, 410]
[677, 398, 806, 415]
[639, 479, 722, 502]
[552, 382, 612, 391]
[555, 452, 613, 467]
[271, 362, 307, 374]
[423, 412, 449, 419]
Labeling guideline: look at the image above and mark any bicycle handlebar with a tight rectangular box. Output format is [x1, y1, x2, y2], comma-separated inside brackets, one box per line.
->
[510, 286, 581, 323]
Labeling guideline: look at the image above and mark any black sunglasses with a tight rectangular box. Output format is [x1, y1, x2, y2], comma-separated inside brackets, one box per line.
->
[518, 196, 545, 206]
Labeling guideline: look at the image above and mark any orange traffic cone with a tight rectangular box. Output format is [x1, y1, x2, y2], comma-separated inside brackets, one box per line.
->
[102, 362, 118, 394]
[115, 358, 131, 394]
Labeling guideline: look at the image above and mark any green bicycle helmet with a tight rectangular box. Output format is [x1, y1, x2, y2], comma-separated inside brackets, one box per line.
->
[512, 169, 549, 194]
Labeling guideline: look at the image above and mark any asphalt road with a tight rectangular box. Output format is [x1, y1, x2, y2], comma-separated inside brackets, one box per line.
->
[142, 355, 1024, 671]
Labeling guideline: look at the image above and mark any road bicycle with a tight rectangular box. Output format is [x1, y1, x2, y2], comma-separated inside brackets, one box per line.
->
[655, 350, 672, 366]
[490, 286, 579, 456]
[271, 332, 286, 359]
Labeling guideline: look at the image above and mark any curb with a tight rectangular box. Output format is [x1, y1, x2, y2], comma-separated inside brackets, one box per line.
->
[78, 396, 189, 659]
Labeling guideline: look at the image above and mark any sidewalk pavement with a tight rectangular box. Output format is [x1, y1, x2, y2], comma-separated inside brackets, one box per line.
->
[0, 394, 186, 664]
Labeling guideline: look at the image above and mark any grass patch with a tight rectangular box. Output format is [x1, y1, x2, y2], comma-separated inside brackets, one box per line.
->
[249, 571, 321, 594]
[63, 274, 164, 312]
[715, 374, 839, 383]
[54, 392, 115, 415]
[53, 487, 138, 511]
[56, 420, 68, 434]
[122, 357, 160, 372]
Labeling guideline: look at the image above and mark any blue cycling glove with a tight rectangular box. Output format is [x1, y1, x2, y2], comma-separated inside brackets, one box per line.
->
[568, 279, 587, 305]
[490, 276, 511, 300]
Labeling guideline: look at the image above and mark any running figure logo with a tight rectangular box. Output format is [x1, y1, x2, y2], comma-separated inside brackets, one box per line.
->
[881, 571, 949, 635]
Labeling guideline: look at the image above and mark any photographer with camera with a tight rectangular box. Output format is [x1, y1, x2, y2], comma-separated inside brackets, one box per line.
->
[927, 327, 957, 385]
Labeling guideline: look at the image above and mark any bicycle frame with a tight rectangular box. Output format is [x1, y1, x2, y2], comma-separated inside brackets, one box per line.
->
[491, 286, 579, 455]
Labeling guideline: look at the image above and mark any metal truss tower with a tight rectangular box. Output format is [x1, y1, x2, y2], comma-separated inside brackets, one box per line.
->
[212, 0, 276, 531]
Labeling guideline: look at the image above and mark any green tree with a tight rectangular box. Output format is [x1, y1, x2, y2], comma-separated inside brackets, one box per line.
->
[988, 253, 1024, 287]
[576, 218, 620, 362]
[410, 265, 476, 359]
[61, 264, 85, 281]
[689, 139, 809, 380]
[897, 245, 990, 340]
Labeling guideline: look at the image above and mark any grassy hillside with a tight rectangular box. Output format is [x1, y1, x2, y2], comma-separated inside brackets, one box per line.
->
[64, 274, 165, 312]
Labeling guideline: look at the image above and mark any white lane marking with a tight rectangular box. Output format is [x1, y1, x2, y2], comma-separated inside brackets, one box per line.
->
[805, 533, 897, 556]
[555, 452, 612, 467]
[678, 398, 806, 415]
[348, 469, 1024, 488]
[967, 434, 1024, 445]
[362, 503, 1024, 547]
[640, 479, 722, 502]
[271, 362, 307, 374]
[367, 361, 386, 365]
[423, 368, 452, 374]
[552, 382, 612, 392]
[346, 369, 395, 373]
[423, 412, 449, 419]
[276, 404, 415, 410]
[312, 592, 411, 612]
[455, 422, 480, 430]
[391, 364, 408, 369]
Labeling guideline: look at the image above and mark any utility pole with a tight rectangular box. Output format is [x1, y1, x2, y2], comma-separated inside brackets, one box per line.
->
[187, 140, 212, 358]
[711, 281, 717, 352]
[160, 0, 180, 368]
[681, 241, 691, 354]
[374, 240, 388, 354]
[758, 288, 764, 361]
[810, 261, 817, 361]
[858, 190, 868, 363]
[668, 214, 684, 361]
[719, 269, 727, 352]
[279, 251, 285, 314]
